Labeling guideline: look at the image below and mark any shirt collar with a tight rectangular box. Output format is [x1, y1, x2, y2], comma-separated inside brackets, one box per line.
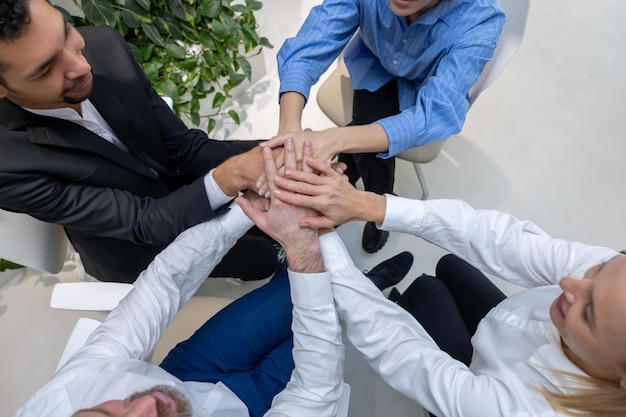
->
[23, 102, 85, 121]
[528, 336, 589, 394]
[412, 0, 464, 26]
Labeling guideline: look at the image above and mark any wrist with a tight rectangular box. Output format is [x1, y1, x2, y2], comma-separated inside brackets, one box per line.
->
[213, 155, 246, 196]
[356, 191, 386, 224]
[321, 128, 341, 157]
[284, 236, 324, 273]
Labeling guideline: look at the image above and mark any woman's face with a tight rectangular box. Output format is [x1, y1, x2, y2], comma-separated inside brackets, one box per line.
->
[550, 255, 626, 385]
[388, 0, 441, 23]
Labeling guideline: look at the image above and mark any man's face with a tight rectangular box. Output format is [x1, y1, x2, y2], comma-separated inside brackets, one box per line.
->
[0, 0, 93, 109]
[388, 0, 441, 23]
[550, 255, 626, 385]
[71, 385, 192, 417]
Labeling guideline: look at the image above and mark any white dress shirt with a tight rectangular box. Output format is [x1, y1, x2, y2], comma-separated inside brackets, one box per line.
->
[13, 204, 345, 417]
[316, 196, 618, 417]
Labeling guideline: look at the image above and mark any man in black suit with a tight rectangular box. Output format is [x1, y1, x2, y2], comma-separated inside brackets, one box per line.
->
[0, 0, 280, 283]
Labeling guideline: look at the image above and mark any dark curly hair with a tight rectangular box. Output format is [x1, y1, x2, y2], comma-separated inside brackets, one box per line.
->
[0, 0, 31, 42]
[0, 0, 32, 87]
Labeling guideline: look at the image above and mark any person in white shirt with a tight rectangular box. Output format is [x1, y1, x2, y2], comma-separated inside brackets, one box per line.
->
[12, 140, 347, 417]
[262, 146, 626, 417]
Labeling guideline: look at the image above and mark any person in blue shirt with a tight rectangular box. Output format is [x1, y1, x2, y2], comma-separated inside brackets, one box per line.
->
[272, 0, 504, 253]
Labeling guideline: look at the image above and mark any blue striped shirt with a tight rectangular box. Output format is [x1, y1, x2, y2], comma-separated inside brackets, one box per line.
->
[277, 0, 505, 157]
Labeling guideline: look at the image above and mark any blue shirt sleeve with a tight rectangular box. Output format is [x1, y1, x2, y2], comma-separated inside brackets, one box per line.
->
[379, 35, 501, 157]
[277, 0, 361, 104]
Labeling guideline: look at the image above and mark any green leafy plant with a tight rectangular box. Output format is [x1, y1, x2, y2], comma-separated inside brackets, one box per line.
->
[56, 0, 272, 132]
[0, 259, 24, 272]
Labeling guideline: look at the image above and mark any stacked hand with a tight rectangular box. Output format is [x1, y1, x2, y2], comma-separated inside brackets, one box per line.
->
[269, 154, 387, 230]
[236, 138, 324, 273]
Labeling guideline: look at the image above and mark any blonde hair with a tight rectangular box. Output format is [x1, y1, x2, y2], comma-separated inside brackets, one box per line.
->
[536, 370, 626, 417]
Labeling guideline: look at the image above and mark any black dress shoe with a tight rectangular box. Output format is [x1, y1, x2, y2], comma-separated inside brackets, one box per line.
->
[388, 287, 402, 302]
[363, 251, 414, 291]
[362, 221, 389, 253]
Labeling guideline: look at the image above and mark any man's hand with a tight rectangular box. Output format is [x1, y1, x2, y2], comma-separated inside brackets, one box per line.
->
[213, 146, 280, 196]
[271, 156, 387, 229]
[236, 138, 324, 273]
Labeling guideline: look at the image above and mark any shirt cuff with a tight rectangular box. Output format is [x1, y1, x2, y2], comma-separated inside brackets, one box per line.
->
[380, 194, 425, 236]
[288, 270, 333, 309]
[217, 202, 254, 240]
[204, 169, 236, 211]
[278, 73, 313, 104]
[320, 231, 355, 272]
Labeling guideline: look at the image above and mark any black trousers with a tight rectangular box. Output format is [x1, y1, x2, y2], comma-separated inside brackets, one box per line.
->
[397, 254, 506, 417]
[397, 254, 507, 366]
[209, 226, 279, 281]
[338, 79, 399, 195]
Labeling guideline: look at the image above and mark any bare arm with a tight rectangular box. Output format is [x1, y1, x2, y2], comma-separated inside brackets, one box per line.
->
[277, 92, 306, 136]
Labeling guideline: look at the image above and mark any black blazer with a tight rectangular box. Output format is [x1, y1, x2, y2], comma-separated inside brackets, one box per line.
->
[0, 26, 256, 282]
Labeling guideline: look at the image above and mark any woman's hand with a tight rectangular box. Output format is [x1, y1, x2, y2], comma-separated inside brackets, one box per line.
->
[271, 154, 386, 229]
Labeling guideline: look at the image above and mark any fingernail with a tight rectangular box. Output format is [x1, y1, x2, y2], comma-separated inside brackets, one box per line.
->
[263, 147, 271, 154]
[285, 169, 293, 176]
[274, 175, 282, 183]
[274, 189, 282, 195]
[564, 292, 575, 303]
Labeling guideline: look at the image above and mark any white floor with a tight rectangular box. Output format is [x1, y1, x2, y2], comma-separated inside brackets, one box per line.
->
[1, 0, 626, 416]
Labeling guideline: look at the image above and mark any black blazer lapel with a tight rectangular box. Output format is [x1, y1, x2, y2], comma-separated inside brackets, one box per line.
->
[26, 114, 158, 179]
[89, 74, 171, 173]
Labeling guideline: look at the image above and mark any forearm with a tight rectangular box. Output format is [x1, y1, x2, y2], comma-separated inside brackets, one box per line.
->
[338, 123, 389, 153]
[351, 190, 386, 224]
[319, 123, 390, 155]
[285, 237, 324, 273]
[278, 92, 306, 134]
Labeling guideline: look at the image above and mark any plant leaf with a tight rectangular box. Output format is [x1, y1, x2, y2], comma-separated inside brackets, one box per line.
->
[236, 57, 252, 80]
[140, 44, 155, 61]
[158, 79, 180, 100]
[228, 110, 241, 125]
[134, 0, 152, 12]
[199, 0, 222, 18]
[169, 0, 196, 23]
[0, 259, 24, 272]
[142, 61, 162, 83]
[164, 42, 187, 59]
[246, 0, 264, 11]
[207, 118, 217, 133]
[120, 9, 142, 28]
[212, 92, 226, 109]
[80, 0, 118, 26]
[141, 22, 166, 47]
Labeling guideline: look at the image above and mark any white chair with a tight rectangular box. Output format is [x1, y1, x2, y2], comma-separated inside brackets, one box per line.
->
[0, 209, 68, 273]
[337, 382, 351, 417]
[50, 281, 134, 310]
[56, 317, 102, 372]
[316, 0, 530, 199]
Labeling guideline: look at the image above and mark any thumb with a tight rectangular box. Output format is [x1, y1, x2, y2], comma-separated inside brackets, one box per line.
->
[235, 197, 265, 227]
[299, 216, 335, 230]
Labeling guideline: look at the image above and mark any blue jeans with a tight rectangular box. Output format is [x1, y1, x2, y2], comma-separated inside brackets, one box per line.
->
[160, 269, 294, 417]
